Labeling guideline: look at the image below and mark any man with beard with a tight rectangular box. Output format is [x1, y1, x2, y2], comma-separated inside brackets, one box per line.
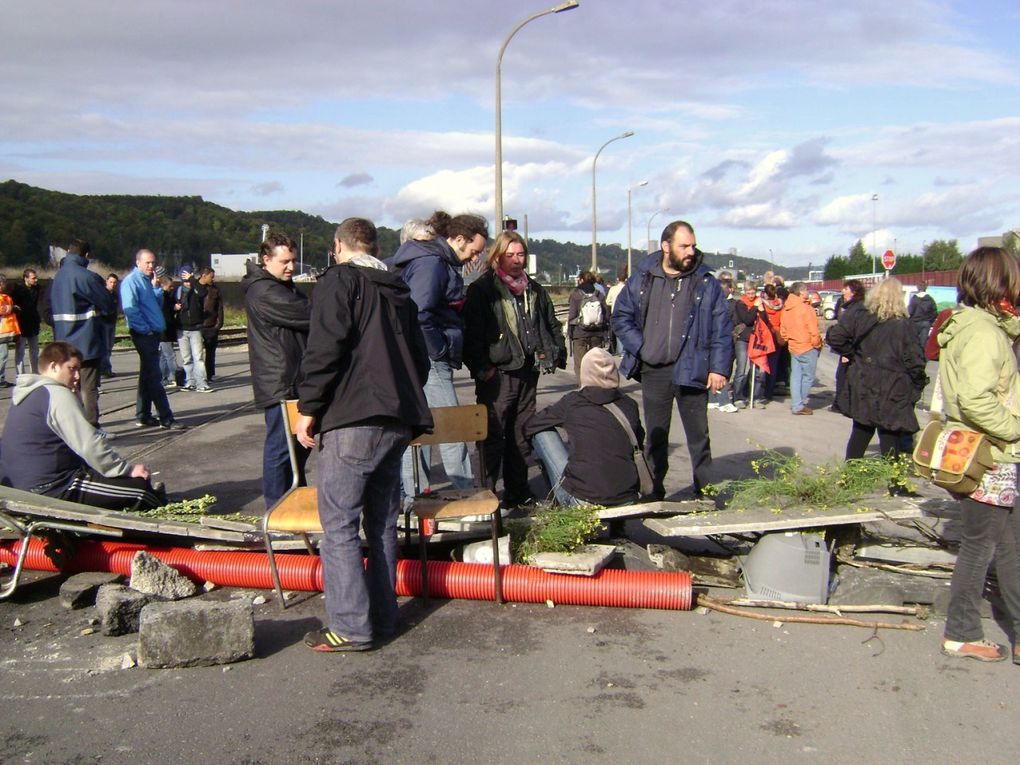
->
[612, 220, 732, 499]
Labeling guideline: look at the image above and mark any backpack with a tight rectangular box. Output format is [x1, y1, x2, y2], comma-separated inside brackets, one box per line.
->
[578, 293, 605, 330]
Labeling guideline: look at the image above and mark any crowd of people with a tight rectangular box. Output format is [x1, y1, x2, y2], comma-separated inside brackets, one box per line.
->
[3, 226, 1020, 664]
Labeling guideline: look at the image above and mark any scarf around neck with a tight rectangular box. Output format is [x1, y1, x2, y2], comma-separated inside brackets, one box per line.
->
[495, 266, 528, 296]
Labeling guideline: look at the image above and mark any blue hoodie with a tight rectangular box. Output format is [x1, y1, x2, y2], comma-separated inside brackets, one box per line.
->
[390, 238, 465, 368]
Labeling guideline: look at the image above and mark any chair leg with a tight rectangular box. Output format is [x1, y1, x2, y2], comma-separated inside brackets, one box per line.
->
[263, 531, 288, 610]
[418, 523, 430, 604]
[491, 514, 504, 604]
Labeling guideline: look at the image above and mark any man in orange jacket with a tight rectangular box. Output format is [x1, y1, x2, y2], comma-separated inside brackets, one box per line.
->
[779, 281, 822, 415]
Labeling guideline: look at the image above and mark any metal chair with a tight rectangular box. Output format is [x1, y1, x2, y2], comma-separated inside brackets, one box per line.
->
[261, 400, 319, 608]
[406, 404, 503, 604]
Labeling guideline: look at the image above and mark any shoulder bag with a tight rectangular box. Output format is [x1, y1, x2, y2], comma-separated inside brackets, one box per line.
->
[603, 402, 654, 498]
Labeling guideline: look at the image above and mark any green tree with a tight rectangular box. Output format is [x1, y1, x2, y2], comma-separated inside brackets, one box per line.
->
[921, 239, 963, 271]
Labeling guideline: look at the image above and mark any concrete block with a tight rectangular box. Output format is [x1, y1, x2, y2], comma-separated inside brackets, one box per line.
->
[829, 566, 942, 607]
[137, 599, 254, 668]
[59, 572, 123, 610]
[95, 584, 153, 636]
[529, 544, 617, 576]
[129, 550, 199, 600]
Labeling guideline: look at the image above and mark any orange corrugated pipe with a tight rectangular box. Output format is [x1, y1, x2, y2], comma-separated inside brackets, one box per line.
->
[1, 538, 692, 610]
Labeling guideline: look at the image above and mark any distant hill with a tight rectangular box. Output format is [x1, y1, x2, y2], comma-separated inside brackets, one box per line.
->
[0, 180, 806, 280]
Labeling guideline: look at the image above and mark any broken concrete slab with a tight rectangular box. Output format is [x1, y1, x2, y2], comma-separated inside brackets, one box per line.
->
[855, 544, 957, 567]
[95, 583, 153, 636]
[59, 572, 124, 610]
[129, 550, 199, 600]
[597, 499, 714, 522]
[528, 544, 616, 576]
[829, 566, 945, 607]
[137, 598, 254, 668]
[646, 544, 742, 588]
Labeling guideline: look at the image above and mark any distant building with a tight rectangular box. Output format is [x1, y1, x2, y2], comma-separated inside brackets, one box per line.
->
[209, 253, 258, 278]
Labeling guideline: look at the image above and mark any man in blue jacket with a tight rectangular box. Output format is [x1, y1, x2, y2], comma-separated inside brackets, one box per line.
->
[120, 249, 183, 430]
[612, 220, 732, 499]
[50, 239, 114, 429]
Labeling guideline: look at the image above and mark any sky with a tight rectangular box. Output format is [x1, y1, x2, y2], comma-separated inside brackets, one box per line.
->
[2, 0, 1019, 267]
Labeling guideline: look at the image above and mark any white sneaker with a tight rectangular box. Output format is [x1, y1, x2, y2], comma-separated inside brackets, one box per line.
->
[718, 403, 739, 413]
[707, 402, 720, 410]
[97, 428, 116, 440]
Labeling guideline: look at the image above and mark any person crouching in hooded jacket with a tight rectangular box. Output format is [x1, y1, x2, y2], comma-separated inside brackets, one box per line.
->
[524, 348, 644, 507]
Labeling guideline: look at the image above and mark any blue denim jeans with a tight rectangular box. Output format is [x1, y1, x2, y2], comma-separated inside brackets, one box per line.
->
[262, 404, 310, 509]
[15, 333, 39, 376]
[317, 423, 411, 643]
[731, 340, 750, 403]
[789, 348, 819, 412]
[131, 331, 174, 424]
[178, 329, 207, 389]
[401, 359, 473, 498]
[529, 430, 585, 507]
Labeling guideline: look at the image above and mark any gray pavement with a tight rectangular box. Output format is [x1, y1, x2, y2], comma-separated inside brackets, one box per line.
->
[1, 343, 1016, 765]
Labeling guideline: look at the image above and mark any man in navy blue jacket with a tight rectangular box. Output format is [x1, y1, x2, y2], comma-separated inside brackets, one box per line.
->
[612, 220, 732, 498]
[50, 239, 114, 429]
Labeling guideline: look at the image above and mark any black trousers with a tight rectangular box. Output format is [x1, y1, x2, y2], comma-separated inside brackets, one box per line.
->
[475, 367, 538, 504]
[202, 331, 219, 379]
[844, 420, 912, 460]
[640, 363, 712, 497]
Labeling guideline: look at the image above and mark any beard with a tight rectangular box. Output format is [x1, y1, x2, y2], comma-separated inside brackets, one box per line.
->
[668, 251, 696, 273]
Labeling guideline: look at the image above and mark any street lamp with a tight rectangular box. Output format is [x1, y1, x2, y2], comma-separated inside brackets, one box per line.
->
[590, 130, 634, 271]
[627, 181, 648, 276]
[494, 1, 580, 230]
[871, 193, 878, 275]
[646, 208, 669, 253]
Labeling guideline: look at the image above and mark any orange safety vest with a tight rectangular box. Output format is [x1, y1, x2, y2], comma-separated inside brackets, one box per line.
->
[0, 293, 21, 341]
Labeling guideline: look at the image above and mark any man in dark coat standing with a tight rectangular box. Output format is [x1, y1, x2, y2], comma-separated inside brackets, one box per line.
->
[242, 232, 311, 508]
[908, 281, 938, 350]
[12, 268, 42, 376]
[295, 218, 432, 652]
[612, 220, 732, 498]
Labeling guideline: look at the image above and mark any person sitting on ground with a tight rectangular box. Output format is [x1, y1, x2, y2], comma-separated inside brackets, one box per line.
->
[0, 341, 166, 510]
[523, 348, 645, 507]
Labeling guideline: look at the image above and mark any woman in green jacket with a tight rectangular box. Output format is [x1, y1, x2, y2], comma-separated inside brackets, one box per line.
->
[938, 247, 1020, 663]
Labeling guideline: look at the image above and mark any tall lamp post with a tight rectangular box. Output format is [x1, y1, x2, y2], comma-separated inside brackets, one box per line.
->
[626, 181, 648, 276]
[646, 208, 669, 254]
[591, 130, 634, 271]
[871, 193, 878, 275]
[494, 1, 579, 230]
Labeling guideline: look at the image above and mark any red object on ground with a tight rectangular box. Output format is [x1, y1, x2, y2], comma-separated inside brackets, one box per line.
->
[1, 539, 693, 611]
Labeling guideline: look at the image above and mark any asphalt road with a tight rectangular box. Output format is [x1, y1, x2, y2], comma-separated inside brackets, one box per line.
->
[1, 342, 1016, 765]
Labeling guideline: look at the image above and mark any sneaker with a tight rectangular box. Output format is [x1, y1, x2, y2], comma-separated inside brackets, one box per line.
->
[706, 402, 720, 410]
[163, 380, 177, 389]
[97, 428, 116, 441]
[752, 399, 767, 409]
[304, 628, 372, 653]
[733, 400, 747, 409]
[194, 386, 213, 393]
[793, 406, 814, 416]
[135, 417, 160, 428]
[718, 403, 739, 413]
[160, 420, 187, 431]
[941, 638, 1007, 662]
[182, 384, 196, 392]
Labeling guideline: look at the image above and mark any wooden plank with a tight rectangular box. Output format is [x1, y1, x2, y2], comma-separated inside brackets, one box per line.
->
[597, 500, 713, 521]
[200, 516, 259, 532]
[643, 495, 930, 537]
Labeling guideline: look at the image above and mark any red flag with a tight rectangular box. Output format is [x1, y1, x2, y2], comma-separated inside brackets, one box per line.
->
[749, 315, 775, 374]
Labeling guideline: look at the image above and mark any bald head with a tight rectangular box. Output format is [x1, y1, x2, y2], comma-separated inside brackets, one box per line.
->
[135, 249, 157, 278]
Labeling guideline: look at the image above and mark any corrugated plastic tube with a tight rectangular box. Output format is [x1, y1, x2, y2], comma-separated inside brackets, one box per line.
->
[0, 538, 692, 610]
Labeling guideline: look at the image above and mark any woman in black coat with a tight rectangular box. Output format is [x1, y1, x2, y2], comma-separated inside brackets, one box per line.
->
[826, 277, 927, 460]
[828, 279, 866, 414]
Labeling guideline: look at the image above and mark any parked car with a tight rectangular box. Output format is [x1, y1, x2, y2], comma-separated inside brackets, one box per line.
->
[807, 290, 821, 312]
[819, 291, 840, 320]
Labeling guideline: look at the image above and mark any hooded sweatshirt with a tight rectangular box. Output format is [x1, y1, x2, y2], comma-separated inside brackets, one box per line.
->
[0, 374, 131, 493]
[780, 292, 822, 355]
[389, 238, 466, 367]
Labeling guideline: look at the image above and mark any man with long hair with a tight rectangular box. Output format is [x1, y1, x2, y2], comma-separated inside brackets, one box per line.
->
[462, 231, 566, 507]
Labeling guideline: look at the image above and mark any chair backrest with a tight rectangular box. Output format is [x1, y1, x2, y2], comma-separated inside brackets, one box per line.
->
[280, 400, 302, 493]
[410, 404, 488, 447]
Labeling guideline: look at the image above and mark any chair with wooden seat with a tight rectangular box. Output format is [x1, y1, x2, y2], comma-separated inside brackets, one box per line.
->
[406, 404, 503, 604]
[261, 399, 319, 608]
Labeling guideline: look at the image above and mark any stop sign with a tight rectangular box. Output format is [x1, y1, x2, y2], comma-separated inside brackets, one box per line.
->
[882, 249, 896, 270]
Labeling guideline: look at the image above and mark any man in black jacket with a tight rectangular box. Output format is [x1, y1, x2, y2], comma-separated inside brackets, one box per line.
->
[13, 268, 42, 375]
[907, 281, 938, 350]
[295, 218, 432, 652]
[524, 348, 643, 506]
[241, 233, 311, 509]
[175, 263, 210, 392]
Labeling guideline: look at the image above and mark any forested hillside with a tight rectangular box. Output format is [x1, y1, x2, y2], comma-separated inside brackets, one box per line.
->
[0, 180, 797, 280]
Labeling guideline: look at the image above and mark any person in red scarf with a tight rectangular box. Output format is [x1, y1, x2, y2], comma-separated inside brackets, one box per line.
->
[462, 232, 567, 507]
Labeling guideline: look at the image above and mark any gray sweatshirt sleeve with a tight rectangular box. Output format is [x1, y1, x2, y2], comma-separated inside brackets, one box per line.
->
[45, 386, 132, 477]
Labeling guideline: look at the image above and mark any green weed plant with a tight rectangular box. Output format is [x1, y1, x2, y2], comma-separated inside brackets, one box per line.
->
[513, 503, 605, 564]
